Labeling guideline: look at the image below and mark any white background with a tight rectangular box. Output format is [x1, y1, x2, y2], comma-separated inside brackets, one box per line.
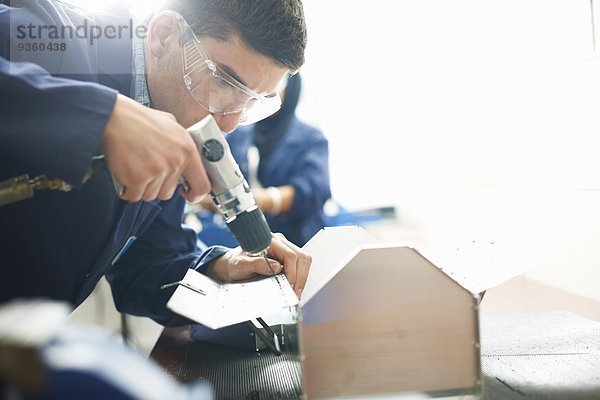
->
[297, 0, 600, 301]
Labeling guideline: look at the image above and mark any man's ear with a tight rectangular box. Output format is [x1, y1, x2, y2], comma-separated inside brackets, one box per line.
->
[147, 11, 179, 58]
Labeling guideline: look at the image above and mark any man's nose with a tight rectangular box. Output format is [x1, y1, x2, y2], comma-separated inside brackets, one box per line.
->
[213, 113, 242, 133]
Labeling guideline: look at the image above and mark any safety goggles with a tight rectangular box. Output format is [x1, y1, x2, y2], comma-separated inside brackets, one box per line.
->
[176, 14, 282, 125]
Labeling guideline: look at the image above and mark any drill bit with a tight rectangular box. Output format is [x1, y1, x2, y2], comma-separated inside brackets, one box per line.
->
[263, 253, 283, 290]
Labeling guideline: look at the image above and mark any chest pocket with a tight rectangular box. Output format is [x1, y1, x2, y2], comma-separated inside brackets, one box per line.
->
[110, 201, 162, 265]
[75, 200, 162, 304]
[131, 201, 162, 237]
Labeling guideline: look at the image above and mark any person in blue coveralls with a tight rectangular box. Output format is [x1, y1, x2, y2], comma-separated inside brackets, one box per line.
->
[197, 73, 331, 247]
[0, 0, 311, 326]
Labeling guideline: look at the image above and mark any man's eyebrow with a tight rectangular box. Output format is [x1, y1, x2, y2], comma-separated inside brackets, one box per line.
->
[218, 63, 278, 97]
[219, 63, 247, 87]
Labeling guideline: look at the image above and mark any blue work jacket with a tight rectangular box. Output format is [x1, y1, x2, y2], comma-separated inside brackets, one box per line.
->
[0, 1, 227, 326]
[227, 117, 331, 246]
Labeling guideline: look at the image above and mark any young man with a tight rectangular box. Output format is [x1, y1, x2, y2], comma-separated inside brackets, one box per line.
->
[0, 0, 310, 325]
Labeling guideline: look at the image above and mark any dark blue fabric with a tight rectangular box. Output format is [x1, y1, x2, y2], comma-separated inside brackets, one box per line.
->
[225, 117, 331, 246]
[0, 1, 229, 326]
[36, 323, 214, 399]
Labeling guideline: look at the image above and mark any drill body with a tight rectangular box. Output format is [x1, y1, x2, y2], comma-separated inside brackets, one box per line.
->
[188, 115, 272, 255]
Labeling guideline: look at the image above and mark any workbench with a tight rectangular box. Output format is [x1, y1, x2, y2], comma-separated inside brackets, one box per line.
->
[150, 277, 600, 399]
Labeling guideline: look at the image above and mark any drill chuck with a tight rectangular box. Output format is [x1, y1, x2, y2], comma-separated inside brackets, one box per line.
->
[226, 207, 272, 255]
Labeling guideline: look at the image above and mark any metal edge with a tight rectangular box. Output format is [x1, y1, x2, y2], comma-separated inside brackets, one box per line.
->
[472, 292, 484, 397]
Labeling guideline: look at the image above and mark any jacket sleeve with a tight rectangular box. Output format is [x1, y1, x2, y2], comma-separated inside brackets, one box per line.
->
[286, 128, 331, 220]
[105, 195, 231, 327]
[0, 56, 117, 183]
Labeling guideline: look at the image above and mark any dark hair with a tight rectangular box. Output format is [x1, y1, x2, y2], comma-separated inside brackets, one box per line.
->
[163, 0, 306, 71]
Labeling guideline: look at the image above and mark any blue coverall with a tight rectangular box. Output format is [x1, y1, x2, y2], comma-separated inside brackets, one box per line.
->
[0, 0, 227, 326]
[226, 117, 331, 246]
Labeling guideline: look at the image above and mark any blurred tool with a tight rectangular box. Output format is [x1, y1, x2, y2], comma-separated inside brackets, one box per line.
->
[0, 156, 115, 207]
[0, 299, 214, 400]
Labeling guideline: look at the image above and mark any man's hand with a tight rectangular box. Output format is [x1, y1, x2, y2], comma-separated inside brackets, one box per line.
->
[100, 94, 210, 203]
[206, 233, 311, 299]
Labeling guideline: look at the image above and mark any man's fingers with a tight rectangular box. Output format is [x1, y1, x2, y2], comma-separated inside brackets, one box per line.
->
[272, 233, 311, 298]
[267, 233, 300, 293]
[206, 239, 311, 300]
[180, 151, 210, 203]
[157, 171, 182, 201]
[141, 176, 165, 202]
[160, 110, 177, 121]
[100, 95, 211, 204]
[118, 179, 145, 203]
[207, 248, 280, 282]
[256, 258, 283, 277]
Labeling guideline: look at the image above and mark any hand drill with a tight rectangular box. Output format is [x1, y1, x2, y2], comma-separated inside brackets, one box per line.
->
[188, 115, 273, 256]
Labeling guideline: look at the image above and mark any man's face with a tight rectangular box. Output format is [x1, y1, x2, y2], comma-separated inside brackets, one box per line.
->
[146, 12, 288, 133]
